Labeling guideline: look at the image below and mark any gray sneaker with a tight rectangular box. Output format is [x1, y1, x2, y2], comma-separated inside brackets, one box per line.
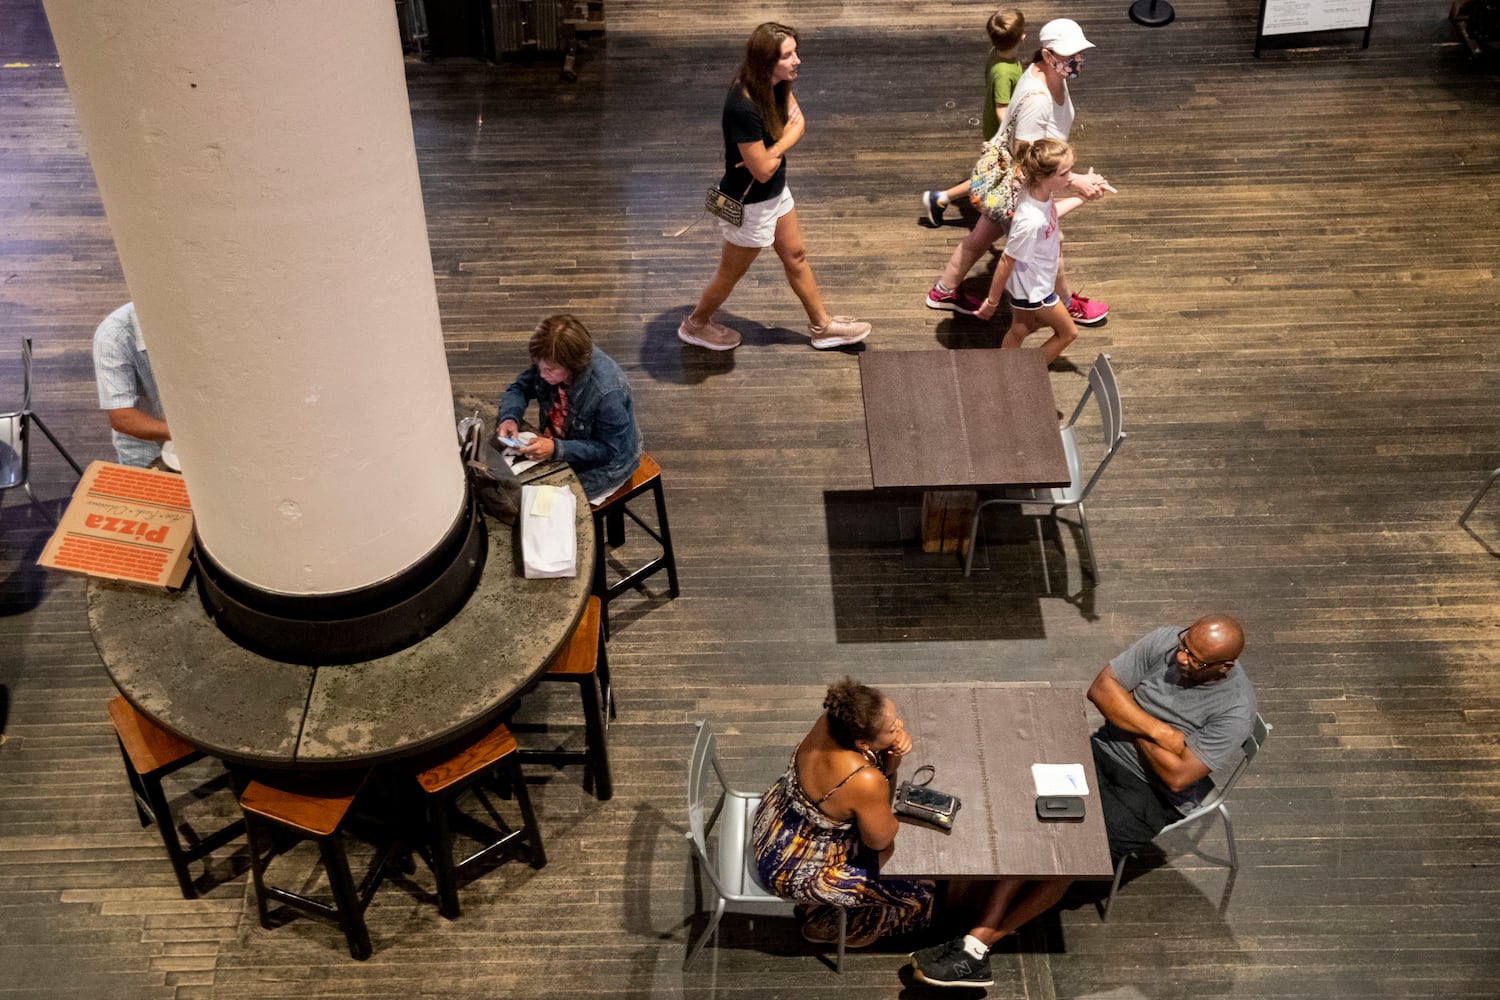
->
[677, 316, 741, 351]
[808, 316, 871, 350]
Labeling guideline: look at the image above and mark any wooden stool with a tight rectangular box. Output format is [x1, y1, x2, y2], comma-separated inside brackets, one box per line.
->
[239, 769, 399, 961]
[518, 595, 613, 800]
[592, 452, 679, 638]
[412, 719, 546, 918]
[107, 696, 245, 900]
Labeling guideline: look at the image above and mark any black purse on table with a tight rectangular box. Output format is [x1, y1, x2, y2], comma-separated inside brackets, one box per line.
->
[893, 764, 961, 831]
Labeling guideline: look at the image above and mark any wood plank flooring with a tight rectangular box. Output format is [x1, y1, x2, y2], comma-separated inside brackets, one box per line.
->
[3, 1, 1500, 997]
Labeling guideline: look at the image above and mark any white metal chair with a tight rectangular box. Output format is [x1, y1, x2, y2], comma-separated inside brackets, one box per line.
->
[684, 720, 845, 972]
[1458, 466, 1500, 529]
[1099, 713, 1271, 921]
[965, 352, 1126, 580]
[1, 337, 84, 523]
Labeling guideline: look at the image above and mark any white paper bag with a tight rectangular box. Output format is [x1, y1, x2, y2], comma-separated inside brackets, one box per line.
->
[521, 484, 578, 579]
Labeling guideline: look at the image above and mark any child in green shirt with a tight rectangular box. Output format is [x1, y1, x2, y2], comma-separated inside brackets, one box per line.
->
[922, 9, 1026, 227]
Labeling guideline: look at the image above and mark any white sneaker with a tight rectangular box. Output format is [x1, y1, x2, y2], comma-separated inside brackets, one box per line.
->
[808, 316, 871, 350]
[677, 316, 741, 351]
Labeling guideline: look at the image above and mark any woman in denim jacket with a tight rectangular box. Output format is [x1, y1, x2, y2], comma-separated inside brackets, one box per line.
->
[497, 314, 642, 502]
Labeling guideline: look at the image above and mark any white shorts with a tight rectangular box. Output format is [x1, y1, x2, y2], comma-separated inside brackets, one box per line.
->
[719, 186, 794, 248]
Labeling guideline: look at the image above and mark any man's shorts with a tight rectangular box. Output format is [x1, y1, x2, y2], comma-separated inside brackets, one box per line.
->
[719, 186, 795, 248]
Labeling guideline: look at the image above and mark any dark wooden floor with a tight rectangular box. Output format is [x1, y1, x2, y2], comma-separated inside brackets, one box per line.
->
[4, 1, 1500, 997]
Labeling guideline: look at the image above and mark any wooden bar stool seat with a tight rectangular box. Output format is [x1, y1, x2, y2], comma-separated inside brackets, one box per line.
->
[107, 696, 246, 899]
[411, 719, 546, 918]
[239, 769, 400, 961]
[518, 595, 613, 800]
[592, 452, 679, 638]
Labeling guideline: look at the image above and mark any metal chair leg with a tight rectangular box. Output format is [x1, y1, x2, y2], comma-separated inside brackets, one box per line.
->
[1075, 501, 1098, 582]
[1220, 805, 1238, 869]
[1459, 467, 1500, 528]
[28, 412, 84, 476]
[1099, 850, 1132, 922]
[833, 906, 846, 974]
[683, 897, 727, 970]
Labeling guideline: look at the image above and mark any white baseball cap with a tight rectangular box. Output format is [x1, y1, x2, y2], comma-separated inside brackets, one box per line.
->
[1038, 19, 1095, 57]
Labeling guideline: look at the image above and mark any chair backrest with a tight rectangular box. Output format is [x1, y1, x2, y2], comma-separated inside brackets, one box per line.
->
[0, 339, 30, 487]
[1, 337, 30, 421]
[1185, 712, 1270, 818]
[686, 720, 733, 897]
[1068, 353, 1126, 501]
[20, 337, 35, 413]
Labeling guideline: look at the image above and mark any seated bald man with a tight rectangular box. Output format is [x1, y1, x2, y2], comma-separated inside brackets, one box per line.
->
[1087, 612, 1258, 862]
[911, 614, 1258, 989]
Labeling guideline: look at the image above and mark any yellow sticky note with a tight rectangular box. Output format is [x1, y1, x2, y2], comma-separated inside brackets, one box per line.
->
[529, 485, 557, 518]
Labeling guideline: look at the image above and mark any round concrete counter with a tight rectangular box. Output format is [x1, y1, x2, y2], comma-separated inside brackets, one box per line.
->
[88, 463, 595, 770]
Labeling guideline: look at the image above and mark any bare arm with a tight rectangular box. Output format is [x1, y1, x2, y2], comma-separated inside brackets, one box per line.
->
[976, 252, 1019, 320]
[1088, 665, 1209, 790]
[1133, 737, 1211, 792]
[843, 766, 901, 851]
[1087, 665, 1185, 753]
[737, 97, 805, 182]
[106, 407, 170, 444]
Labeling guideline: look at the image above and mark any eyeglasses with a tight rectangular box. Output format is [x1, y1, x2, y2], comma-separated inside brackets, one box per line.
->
[1175, 629, 1236, 671]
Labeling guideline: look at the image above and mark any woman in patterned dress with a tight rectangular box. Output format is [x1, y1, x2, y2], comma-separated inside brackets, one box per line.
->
[751, 678, 935, 947]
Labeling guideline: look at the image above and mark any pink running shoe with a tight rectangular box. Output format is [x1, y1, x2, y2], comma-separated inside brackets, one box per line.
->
[925, 285, 986, 315]
[1066, 292, 1109, 326]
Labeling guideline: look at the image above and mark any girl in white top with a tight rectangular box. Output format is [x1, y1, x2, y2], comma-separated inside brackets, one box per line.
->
[974, 138, 1079, 363]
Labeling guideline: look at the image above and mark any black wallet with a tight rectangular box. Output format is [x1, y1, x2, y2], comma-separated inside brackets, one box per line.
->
[893, 765, 961, 831]
[1036, 795, 1085, 820]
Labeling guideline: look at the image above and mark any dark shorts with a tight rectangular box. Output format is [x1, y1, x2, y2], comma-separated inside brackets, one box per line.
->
[1010, 292, 1061, 311]
[1091, 738, 1181, 863]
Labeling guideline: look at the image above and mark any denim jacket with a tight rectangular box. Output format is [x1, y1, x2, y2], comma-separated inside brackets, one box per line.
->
[498, 347, 642, 499]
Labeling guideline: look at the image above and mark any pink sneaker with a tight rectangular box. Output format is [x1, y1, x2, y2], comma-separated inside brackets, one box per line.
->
[677, 315, 741, 351]
[925, 285, 986, 315]
[1066, 292, 1109, 326]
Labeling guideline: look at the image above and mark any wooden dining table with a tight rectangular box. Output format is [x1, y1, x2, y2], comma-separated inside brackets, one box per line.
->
[880, 683, 1114, 880]
[88, 408, 596, 771]
[859, 349, 1070, 556]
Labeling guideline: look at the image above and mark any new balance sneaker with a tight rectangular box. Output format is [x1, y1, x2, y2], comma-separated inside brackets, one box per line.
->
[677, 315, 741, 351]
[922, 190, 947, 227]
[911, 937, 994, 988]
[808, 316, 871, 349]
[1066, 291, 1109, 326]
[925, 284, 985, 315]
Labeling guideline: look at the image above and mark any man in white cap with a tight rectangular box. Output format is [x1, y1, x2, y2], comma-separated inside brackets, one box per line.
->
[925, 17, 1115, 327]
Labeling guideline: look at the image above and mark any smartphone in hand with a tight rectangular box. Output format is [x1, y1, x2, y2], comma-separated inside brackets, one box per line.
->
[498, 436, 526, 449]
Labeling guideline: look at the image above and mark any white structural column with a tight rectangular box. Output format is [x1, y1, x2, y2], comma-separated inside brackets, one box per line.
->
[45, 0, 463, 596]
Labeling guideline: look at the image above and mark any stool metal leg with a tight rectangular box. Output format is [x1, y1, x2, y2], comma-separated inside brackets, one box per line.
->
[579, 673, 613, 801]
[605, 505, 626, 548]
[319, 833, 373, 961]
[428, 790, 463, 919]
[504, 755, 548, 868]
[651, 478, 680, 597]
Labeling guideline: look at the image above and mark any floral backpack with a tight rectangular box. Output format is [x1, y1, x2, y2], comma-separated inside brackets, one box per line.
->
[969, 89, 1048, 223]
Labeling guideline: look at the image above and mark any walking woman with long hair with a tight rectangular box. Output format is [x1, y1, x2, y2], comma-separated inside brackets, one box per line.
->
[678, 22, 871, 352]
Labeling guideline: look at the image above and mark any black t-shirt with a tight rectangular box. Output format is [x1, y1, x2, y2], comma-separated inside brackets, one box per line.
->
[720, 86, 786, 205]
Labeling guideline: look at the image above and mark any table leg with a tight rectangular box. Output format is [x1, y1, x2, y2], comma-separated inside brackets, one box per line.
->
[920, 490, 978, 555]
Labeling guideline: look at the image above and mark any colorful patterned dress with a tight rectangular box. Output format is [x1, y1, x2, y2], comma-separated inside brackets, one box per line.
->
[751, 748, 934, 943]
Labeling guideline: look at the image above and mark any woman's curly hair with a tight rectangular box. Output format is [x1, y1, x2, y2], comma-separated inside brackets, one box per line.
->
[823, 676, 887, 748]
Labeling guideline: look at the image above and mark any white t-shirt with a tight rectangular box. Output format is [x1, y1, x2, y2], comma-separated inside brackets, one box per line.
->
[998, 67, 1073, 145]
[1003, 190, 1061, 304]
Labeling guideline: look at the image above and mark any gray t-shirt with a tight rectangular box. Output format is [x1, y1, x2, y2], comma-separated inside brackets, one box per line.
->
[1093, 626, 1257, 813]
